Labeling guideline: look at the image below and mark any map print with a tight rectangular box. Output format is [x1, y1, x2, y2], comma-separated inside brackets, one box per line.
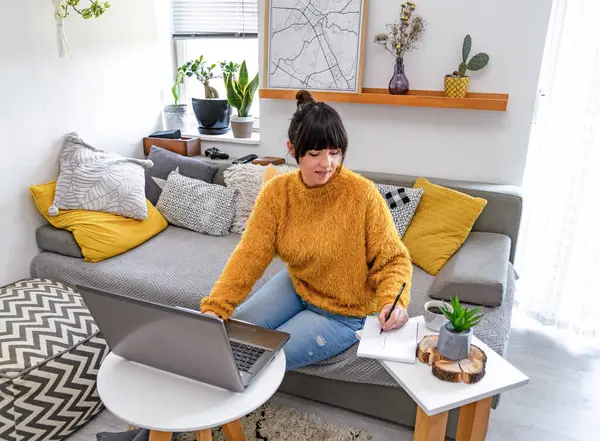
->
[268, 0, 363, 92]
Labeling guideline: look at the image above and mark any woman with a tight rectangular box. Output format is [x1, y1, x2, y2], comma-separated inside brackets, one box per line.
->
[201, 90, 412, 371]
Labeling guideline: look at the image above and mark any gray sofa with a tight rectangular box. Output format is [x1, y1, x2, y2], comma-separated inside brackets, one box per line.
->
[30, 161, 522, 438]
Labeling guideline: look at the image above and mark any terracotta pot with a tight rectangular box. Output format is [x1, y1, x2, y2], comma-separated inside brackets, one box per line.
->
[231, 115, 254, 138]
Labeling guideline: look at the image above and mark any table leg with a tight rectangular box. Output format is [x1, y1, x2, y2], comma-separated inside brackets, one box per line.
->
[222, 419, 245, 441]
[196, 429, 212, 441]
[414, 406, 448, 441]
[149, 431, 173, 441]
[455, 397, 493, 441]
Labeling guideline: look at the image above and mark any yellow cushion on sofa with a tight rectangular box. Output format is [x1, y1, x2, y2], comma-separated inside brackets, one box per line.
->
[402, 177, 487, 275]
[30, 182, 167, 262]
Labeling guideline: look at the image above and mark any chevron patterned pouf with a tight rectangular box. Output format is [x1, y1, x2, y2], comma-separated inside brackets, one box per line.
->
[0, 279, 109, 441]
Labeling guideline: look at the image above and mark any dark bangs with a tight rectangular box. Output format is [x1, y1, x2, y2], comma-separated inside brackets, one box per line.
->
[293, 103, 348, 162]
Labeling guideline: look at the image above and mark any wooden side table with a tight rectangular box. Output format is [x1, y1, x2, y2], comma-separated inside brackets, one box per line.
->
[97, 351, 286, 441]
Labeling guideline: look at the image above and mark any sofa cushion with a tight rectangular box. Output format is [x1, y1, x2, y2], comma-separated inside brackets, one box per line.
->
[51, 133, 153, 220]
[376, 184, 424, 238]
[429, 232, 510, 307]
[36, 225, 83, 258]
[156, 171, 236, 236]
[403, 177, 487, 275]
[145, 146, 218, 205]
[31, 226, 286, 310]
[0, 279, 109, 441]
[31, 182, 168, 262]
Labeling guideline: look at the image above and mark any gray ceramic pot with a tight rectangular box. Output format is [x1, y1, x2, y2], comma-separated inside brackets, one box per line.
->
[438, 322, 472, 360]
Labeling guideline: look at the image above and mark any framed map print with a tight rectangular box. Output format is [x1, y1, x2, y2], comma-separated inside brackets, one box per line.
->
[265, 0, 369, 93]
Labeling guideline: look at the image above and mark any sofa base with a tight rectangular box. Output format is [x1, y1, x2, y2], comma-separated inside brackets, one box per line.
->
[281, 371, 502, 439]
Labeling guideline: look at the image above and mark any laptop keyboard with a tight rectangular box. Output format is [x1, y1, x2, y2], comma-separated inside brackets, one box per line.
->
[230, 341, 265, 372]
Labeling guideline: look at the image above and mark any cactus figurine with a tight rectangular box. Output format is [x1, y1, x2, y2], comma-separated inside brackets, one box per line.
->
[444, 35, 490, 98]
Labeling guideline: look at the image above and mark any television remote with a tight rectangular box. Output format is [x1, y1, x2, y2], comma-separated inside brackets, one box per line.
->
[232, 154, 258, 165]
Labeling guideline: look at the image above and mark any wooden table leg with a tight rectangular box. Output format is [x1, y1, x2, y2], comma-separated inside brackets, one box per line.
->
[414, 406, 448, 441]
[149, 431, 173, 441]
[456, 397, 493, 441]
[196, 429, 212, 441]
[222, 419, 245, 441]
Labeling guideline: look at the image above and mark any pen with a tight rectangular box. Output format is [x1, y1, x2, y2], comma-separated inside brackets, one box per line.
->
[380, 282, 406, 334]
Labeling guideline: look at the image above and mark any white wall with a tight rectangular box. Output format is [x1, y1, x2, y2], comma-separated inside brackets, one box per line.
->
[0, 0, 172, 285]
[255, 0, 552, 186]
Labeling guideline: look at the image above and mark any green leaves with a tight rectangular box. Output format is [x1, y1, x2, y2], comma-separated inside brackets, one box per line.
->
[225, 60, 258, 117]
[462, 34, 472, 63]
[439, 296, 484, 333]
[458, 62, 468, 77]
[467, 53, 490, 71]
[58, 0, 110, 20]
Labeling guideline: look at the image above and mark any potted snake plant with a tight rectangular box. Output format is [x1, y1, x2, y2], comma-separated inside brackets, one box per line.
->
[224, 60, 259, 138]
[438, 296, 484, 360]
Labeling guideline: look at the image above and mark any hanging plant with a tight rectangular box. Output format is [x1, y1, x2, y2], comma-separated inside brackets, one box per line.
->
[57, 0, 111, 20]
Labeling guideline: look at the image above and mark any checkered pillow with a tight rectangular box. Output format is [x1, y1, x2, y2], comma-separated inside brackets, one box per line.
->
[377, 184, 424, 238]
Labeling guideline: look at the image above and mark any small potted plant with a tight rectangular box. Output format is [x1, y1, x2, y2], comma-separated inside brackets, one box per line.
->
[374, 2, 426, 95]
[163, 65, 188, 131]
[438, 296, 484, 360]
[224, 60, 259, 138]
[444, 35, 490, 98]
[183, 56, 231, 135]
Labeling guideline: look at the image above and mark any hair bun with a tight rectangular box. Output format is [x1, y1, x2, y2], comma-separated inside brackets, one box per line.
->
[296, 90, 316, 108]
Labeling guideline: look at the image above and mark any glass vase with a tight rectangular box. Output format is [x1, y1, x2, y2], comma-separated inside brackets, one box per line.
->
[389, 57, 409, 95]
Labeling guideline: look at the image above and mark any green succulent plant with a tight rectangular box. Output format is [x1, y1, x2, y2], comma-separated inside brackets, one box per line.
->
[454, 34, 489, 77]
[225, 60, 259, 118]
[439, 296, 484, 333]
[57, 0, 111, 20]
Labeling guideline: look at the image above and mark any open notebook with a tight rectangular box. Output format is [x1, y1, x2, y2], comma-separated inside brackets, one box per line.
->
[357, 316, 419, 364]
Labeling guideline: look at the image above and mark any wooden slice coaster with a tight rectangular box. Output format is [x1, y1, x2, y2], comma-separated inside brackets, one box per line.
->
[417, 336, 487, 384]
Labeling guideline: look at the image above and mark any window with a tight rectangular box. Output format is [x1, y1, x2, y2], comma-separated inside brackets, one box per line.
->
[172, 0, 260, 118]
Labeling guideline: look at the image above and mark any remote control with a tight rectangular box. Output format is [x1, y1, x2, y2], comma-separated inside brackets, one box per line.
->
[232, 154, 258, 165]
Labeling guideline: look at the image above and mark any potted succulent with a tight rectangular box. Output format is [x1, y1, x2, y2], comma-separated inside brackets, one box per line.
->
[163, 64, 189, 131]
[444, 35, 490, 98]
[438, 296, 484, 360]
[224, 60, 259, 138]
[183, 56, 231, 135]
[374, 2, 426, 95]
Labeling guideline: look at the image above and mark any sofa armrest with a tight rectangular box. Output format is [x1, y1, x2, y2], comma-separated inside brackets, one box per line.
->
[429, 232, 510, 307]
[36, 225, 83, 258]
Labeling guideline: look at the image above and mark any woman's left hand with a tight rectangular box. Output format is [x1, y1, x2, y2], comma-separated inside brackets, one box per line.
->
[378, 304, 409, 332]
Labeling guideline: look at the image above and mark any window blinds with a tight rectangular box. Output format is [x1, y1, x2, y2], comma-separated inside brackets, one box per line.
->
[172, 0, 259, 37]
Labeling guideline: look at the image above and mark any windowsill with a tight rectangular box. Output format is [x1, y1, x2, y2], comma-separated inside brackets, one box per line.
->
[182, 127, 260, 146]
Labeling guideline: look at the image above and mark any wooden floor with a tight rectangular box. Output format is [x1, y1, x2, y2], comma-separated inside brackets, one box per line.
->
[67, 311, 600, 441]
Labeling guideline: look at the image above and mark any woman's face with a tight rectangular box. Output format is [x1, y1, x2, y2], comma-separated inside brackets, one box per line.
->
[289, 142, 342, 188]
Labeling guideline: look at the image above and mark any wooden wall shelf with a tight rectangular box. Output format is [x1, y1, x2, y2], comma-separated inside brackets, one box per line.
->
[259, 88, 509, 111]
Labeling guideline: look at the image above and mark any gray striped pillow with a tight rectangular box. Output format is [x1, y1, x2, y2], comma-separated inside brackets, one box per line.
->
[50, 133, 153, 220]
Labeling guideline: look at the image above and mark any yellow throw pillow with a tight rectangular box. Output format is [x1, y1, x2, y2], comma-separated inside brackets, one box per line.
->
[402, 177, 487, 275]
[30, 182, 168, 262]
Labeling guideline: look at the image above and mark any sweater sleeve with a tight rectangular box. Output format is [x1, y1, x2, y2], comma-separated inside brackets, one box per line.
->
[200, 182, 279, 319]
[365, 187, 413, 311]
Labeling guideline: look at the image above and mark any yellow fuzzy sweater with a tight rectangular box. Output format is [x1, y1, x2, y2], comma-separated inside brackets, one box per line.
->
[200, 167, 412, 320]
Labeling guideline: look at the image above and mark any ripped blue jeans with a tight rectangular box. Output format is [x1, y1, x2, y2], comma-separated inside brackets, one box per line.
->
[234, 270, 365, 371]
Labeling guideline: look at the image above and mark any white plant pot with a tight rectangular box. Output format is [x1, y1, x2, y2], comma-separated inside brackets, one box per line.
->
[163, 104, 187, 131]
[230, 115, 254, 138]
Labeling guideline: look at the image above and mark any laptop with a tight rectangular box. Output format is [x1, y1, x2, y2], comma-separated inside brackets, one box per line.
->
[77, 285, 290, 393]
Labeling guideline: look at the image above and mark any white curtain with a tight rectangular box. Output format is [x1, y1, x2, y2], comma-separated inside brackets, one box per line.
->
[516, 0, 600, 338]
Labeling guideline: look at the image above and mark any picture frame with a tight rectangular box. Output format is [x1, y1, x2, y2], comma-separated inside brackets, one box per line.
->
[263, 0, 369, 93]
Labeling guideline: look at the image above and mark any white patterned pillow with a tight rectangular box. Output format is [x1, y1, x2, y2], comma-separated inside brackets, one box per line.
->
[224, 163, 296, 234]
[50, 133, 153, 220]
[156, 170, 236, 236]
[376, 184, 424, 238]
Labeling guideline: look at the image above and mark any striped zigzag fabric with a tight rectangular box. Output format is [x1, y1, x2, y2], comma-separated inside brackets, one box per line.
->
[0, 279, 109, 441]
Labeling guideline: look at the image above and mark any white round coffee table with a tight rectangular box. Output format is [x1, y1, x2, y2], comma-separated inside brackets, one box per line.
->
[97, 351, 286, 441]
